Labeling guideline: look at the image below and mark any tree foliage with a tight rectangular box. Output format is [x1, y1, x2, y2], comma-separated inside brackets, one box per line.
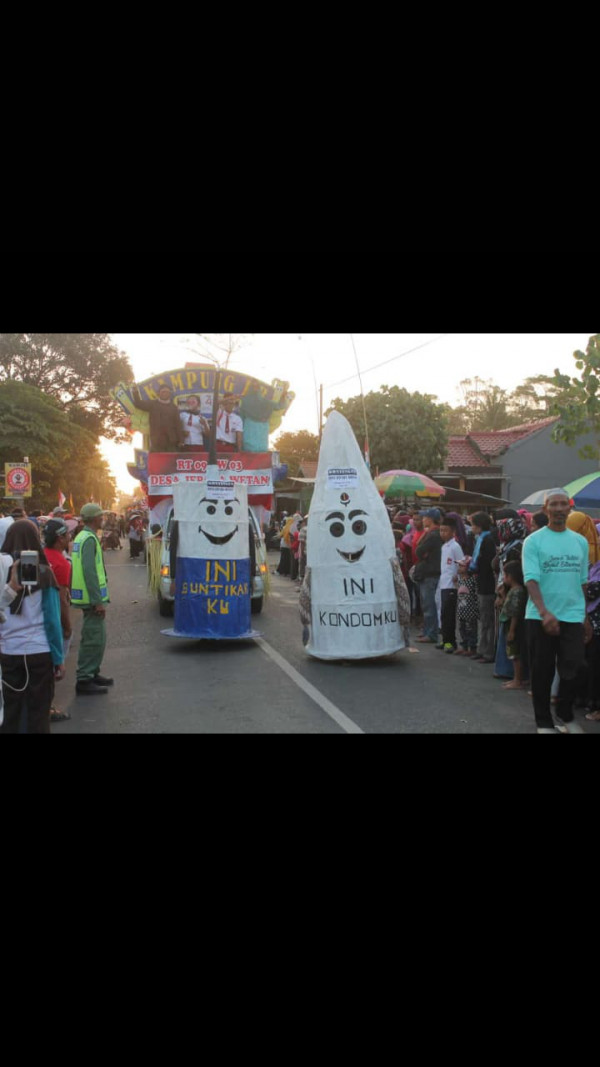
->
[327, 386, 448, 474]
[507, 374, 569, 423]
[551, 333, 600, 460]
[444, 374, 577, 434]
[0, 379, 116, 511]
[0, 333, 133, 440]
[272, 429, 320, 478]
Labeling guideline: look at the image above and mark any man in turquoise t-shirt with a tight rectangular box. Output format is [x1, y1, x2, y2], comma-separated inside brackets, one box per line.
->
[523, 488, 592, 734]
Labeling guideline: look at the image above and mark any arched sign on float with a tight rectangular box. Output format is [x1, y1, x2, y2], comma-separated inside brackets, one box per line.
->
[111, 363, 294, 524]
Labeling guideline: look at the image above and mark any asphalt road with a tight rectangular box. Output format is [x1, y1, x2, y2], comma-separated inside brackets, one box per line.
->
[51, 545, 600, 734]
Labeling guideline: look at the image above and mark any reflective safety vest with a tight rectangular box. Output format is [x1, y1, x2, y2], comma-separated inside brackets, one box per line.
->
[71, 528, 109, 607]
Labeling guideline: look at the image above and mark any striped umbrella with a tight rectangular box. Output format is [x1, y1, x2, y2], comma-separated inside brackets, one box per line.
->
[374, 469, 447, 499]
[563, 471, 600, 509]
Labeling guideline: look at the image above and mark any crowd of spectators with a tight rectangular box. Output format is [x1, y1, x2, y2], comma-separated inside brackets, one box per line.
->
[390, 496, 600, 731]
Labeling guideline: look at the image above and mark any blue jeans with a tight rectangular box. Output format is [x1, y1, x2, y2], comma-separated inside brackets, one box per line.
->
[494, 624, 514, 679]
[420, 576, 440, 642]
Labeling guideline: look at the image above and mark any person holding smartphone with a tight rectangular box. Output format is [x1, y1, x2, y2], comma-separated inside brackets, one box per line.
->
[0, 520, 64, 734]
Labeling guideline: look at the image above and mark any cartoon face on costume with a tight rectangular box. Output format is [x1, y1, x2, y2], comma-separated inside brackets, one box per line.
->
[311, 474, 395, 570]
[198, 495, 243, 548]
[323, 499, 370, 564]
[173, 482, 249, 561]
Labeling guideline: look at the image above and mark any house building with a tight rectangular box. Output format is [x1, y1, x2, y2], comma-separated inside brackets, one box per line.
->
[274, 459, 317, 516]
[431, 417, 600, 515]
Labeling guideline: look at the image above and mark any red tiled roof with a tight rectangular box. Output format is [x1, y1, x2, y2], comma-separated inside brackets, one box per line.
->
[445, 418, 558, 469]
[470, 417, 557, 456]
[446, 437, 489, 468]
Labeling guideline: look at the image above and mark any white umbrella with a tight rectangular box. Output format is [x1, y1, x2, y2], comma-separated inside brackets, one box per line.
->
[518, 489, 552, 510]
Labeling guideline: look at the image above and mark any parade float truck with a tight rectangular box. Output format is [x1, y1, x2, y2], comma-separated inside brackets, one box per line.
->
[112, 364, 293, 623]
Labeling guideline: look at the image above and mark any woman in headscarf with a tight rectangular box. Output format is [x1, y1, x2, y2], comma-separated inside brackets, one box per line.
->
[276, 513, 297, 577]
[566, 511, 600, 564]
[391, 514, 413, 608]
[493, 512, 529, 683]
[565, 512, 600, 719]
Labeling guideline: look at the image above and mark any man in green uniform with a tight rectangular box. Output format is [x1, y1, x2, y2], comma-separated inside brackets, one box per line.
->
[71, 503, 113, 695]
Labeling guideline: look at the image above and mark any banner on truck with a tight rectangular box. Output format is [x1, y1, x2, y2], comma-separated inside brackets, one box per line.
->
[147, 452, 274, 501]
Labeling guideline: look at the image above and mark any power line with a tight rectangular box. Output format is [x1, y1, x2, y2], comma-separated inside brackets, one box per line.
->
[325, 334, 448, 390]
[349, 333, 370, 467]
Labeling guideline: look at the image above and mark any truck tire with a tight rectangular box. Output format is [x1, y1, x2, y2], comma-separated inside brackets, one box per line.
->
[158, 592, 174, 617]
[251, 596, 263, 615]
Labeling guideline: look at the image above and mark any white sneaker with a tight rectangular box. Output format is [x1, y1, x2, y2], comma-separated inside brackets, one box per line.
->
[537, 727, 559, 734]
[555, 718, 585, 734]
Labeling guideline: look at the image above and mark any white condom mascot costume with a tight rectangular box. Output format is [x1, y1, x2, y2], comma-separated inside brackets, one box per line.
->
[165, 480, 255, 639]
[299, 411, 410, 660]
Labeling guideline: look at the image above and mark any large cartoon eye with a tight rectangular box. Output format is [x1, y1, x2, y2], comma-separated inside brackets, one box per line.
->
[329, 522, 345, 538]
[352, 520, 367, 536]
[207, 505, 217, 516]
[225, 506, 234, 516]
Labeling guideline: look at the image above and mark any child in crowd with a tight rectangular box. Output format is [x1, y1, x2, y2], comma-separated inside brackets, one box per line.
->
[438, 516, 464, 652]
[499, 560, 527, 690]
[530, 511, 549, 532]
[455, 556, 479, 656]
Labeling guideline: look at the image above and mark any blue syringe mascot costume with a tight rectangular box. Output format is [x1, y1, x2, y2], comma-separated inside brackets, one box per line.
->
[168, 479, 254, 639]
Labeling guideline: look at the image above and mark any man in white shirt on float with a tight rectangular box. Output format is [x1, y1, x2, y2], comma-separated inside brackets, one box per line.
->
[216, 392, 244, 453]
[180, 395, 210, 452]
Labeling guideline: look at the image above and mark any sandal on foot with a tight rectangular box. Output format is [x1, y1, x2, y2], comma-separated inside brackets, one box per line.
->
[50, 708, 71, 723]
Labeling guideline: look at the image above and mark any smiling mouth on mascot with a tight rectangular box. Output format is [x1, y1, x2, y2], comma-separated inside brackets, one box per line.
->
[337, 547, 365, 563]
[198, 526, 239, 546]
[326, 507, 369, 564]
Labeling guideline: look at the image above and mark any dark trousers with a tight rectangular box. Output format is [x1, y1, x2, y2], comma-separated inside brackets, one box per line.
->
[441, 589, 458, 647]
[420, 576, 440, 643]
[477, 594, 496, 659]
[76, 610, 107, 683]
[458, 614, 478, 651]
[412, 580, 422, 618]
[277, 547, 291, 576]
[527, 620, 585, 729]
[586, 634, 600, 706]
[0, 652, 54, 734]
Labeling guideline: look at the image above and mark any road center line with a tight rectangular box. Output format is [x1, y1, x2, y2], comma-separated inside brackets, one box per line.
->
[254, 638, 364, 734]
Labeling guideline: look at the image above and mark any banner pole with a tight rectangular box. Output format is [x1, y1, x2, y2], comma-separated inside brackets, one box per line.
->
[208, 367, 222, 476]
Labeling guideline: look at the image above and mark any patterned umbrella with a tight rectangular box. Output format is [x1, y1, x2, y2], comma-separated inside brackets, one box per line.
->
[374, 469, 447, 499]
[564, 472, 600, 508]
